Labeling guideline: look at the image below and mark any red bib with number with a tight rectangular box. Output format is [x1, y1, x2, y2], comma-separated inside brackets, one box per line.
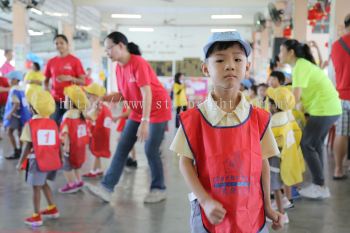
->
[180, 106, 270, 233]
[60, 118, 89, 169]
[88, 103, 112, 158]
[29, 118, 62, 172]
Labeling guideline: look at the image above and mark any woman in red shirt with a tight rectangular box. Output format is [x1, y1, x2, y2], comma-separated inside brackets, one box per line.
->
[87, 32, 171, 203]
[44, 34, 86, 125]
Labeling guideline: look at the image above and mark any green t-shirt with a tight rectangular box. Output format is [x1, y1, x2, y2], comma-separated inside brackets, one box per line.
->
[292, 58, 342, 116]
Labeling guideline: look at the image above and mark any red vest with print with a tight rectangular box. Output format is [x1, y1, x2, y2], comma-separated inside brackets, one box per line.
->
[60, 118, 89, 169]
[180, 106, 270, 233]
[89, 104, 112, 158]
[29, 118, 62, 172]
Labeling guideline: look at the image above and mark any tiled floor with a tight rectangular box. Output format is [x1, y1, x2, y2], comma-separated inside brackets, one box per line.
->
[0, 119, 349, 233]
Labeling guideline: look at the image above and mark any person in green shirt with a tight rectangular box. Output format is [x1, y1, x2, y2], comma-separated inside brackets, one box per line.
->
[279, 39, 341, 200]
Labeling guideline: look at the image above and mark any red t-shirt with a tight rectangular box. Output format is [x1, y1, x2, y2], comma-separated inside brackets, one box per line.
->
[45, 54, 85, 101]
[85, 76, 93, 86]
[0, 76, 9, 106]
[116, 54, 171, 123]
[331, 33, 350, 100]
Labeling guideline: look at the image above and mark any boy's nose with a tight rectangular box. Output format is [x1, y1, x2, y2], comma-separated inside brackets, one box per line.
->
[224, 63, 234, 70]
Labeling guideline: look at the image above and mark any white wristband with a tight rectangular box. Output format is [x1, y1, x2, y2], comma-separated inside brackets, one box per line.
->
[141, 117, 150, 122]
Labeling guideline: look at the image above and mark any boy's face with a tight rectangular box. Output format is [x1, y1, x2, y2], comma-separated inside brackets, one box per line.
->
[279, 45, 294, 65]
[86, 93, 99, 104]
[202, 44, 249, 91]
[257, 86, 267, 98]
[5, 51, 13, 61]
[10, 79, 19, 86]
[269, 102, 278, 113]
[268, 76, 280, 88]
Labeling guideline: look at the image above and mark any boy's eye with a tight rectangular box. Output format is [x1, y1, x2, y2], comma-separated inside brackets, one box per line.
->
[235, 58, 242, 62]
[215, 59, 224, 63]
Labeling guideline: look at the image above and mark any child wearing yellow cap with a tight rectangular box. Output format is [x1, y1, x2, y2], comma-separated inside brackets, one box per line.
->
[82, 83, 112, 178]
[59, 85, 90, 194]
[16, 89, 62, 227]
[267, 87, 305, 225]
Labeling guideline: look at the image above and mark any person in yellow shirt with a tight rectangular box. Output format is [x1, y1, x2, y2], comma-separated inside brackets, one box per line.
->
[25, 62, 45, 87]
[173, 72, 188, 128]
[266, 87, 305, 224]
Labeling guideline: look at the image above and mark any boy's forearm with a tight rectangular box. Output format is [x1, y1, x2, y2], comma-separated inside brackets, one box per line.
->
[261, 158, 272, 210]
[9, 103, 19, 116]
[179, 156, 210, 204]
[18, 142, 32, 165]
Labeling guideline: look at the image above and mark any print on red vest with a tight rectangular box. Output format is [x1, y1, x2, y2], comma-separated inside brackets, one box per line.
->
[88, 104, 112, 158]
[60, 118, 89, 169]
[180, 106, 270, 233]
[29, 118, 62, 172]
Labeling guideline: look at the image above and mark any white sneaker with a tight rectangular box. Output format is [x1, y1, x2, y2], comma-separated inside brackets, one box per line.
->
[86, 183, 111, 203]
[321, 186, 331, 198]
[272, 197, 294, 210]
[143, 189, 167, 203]
[299, 184, 331, 199]
[282, 212, 289, 224]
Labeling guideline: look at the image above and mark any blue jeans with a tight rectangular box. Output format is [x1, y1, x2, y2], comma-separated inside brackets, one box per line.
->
[101, 119, 167, 192]
[52, 100, 66, 126]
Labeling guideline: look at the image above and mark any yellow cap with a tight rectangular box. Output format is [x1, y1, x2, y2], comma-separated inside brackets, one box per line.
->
[64, 85, 90, 111]
[267, 87, 295, 111]
[25, 84, 43, 103]
[30, 90, 56, 117]
[83, 83, 106, 97]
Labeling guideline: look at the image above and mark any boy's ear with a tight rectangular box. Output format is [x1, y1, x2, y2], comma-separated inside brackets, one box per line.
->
[201, 63, 209, 77]
[246, 61, 251, 73]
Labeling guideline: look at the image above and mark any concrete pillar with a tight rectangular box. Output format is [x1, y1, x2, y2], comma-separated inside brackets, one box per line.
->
[293, 0, 308, 41]
[91, 36, 103, 83]
[12, 0, 29, 71]
[58, 21, 75, 52]
[330, 0, 349, 41]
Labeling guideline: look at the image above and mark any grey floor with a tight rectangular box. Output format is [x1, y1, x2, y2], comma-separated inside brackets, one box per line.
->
[0, 117, 349, 233]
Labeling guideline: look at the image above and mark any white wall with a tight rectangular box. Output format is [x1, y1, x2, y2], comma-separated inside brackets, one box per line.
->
[117, 26, 253, 61]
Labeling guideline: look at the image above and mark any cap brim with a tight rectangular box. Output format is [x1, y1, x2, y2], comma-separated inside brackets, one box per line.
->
[203, 39, 251, 58]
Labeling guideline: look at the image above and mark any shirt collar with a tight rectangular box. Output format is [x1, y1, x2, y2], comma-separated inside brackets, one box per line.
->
[203, 91, 251, 126]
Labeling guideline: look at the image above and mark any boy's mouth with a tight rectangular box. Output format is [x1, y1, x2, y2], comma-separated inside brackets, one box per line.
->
[224, 74, 238, 79]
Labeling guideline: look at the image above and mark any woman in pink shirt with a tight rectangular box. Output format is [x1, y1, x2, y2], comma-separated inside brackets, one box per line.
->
[0, 50, 15, 76]
[87, 32, 171, 203]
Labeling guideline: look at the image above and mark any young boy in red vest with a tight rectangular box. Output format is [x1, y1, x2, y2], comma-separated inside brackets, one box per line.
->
[82, 83, 112, 178]
[16, 88, 61, 227]
[59, 85, 89, 193]
[170, 31, 283, 233]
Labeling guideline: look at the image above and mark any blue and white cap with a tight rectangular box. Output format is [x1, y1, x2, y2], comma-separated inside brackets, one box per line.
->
[6, 71, 24, 81]
[203, 31, 251, 58]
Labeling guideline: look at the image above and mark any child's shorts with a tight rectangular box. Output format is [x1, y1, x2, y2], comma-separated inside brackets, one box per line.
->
[190, 199, 269, 233]
[7, 116, 21, 130]
[26, 158, 57, 186]
[268, 156, 283, 191]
